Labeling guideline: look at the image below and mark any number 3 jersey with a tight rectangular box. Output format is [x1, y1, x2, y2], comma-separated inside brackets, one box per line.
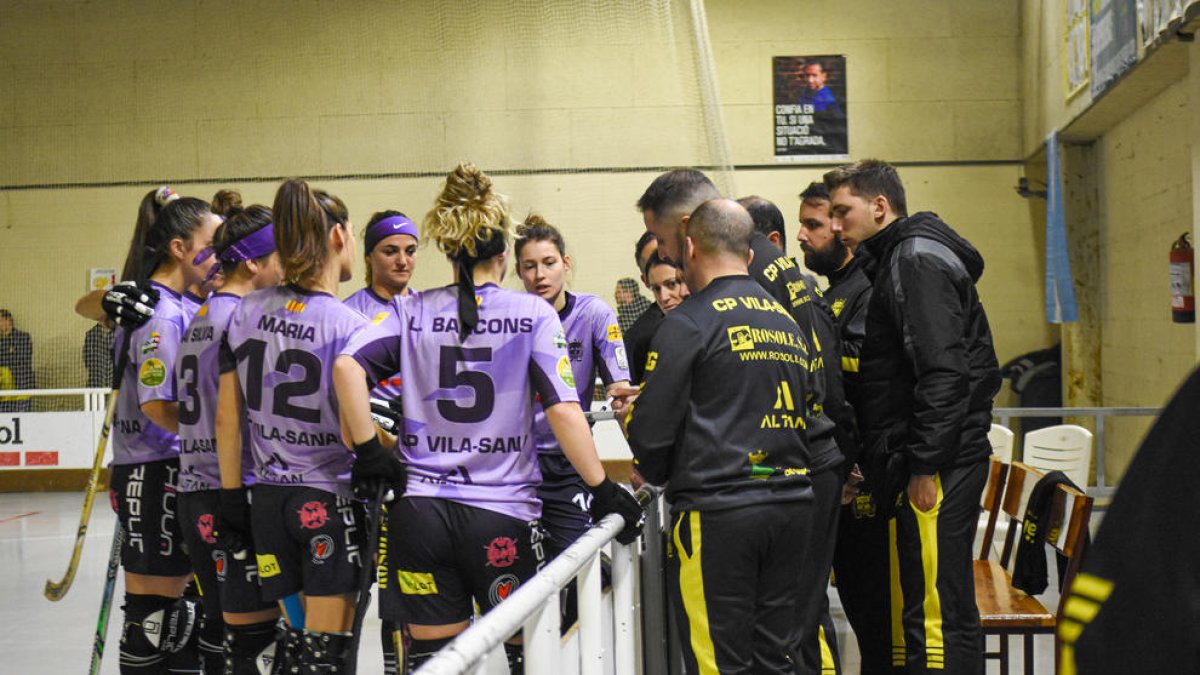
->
[221, 285, 367, 498]
[343, 283, 579, 522]
[175, 293, 255, 492]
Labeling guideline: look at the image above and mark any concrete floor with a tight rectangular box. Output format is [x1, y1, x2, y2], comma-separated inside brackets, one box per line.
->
[2, 491, 1085, 674]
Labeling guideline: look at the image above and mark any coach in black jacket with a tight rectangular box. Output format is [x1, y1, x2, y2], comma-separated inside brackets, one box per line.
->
[826, 160, 1000, 675]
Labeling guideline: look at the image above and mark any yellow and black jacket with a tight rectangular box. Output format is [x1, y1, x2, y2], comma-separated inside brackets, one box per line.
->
[856, 212, 1000, 480]
[747, 232, 851, 475]
[626, 275, 813, 511]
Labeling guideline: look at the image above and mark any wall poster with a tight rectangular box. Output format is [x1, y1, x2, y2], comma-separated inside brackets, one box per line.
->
[772, 55, 848, 162]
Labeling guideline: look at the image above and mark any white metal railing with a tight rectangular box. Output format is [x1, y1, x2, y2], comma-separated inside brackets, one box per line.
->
[993, 406, 1160, 488]
[416, 485, 661, 675]
[0, 387, 109, 411]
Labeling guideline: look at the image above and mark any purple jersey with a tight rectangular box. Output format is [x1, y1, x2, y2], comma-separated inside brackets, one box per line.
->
[111, 282, 185, 466]
[343, 284, 579, 521]
[222, 285, 367, 498]
[176, 293, 256, 492]
[183, 290, 206, 322]
[531, 292, 630, 456]
[343, 286, 405, 401]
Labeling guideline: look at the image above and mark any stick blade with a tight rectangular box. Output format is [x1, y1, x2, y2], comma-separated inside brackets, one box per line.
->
[44, 576, 71, 601]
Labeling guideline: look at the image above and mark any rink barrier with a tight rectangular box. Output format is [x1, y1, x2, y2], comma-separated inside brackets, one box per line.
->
[415, 485, 665, 675]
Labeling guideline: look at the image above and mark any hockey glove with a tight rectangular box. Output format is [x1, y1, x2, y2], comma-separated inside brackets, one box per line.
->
[102, 281, 160, 327]
[352, 436, 407, 501]
[216, 487, 253, 560]
[589, 478, 646, 545]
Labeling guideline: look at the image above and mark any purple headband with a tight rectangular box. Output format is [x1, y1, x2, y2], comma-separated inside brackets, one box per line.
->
[196, 224, 276, 283]
[365, 215, 418, 253]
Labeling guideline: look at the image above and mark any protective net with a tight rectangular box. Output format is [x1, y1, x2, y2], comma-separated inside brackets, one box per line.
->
[0, 0, 734, 408]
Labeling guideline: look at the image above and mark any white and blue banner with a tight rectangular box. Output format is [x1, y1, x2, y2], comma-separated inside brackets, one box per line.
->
[1045, 131, 1079, 323]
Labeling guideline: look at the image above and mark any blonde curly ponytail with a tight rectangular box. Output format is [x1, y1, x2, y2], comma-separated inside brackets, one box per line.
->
[423, 163, 511, 260]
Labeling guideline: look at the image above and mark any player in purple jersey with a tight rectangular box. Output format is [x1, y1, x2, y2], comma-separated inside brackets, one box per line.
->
[334, 163, 644, 673]
[109, 196, 220, 674]
[341, 209, 418, 675]
[216, 180, 403, 673]
[176, 205, 283, 674]
[514, 214, 631, 555]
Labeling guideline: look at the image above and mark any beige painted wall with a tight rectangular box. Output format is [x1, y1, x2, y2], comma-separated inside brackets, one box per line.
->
[1, 1, 1045, 414]
[1095, 78, 1195, 477]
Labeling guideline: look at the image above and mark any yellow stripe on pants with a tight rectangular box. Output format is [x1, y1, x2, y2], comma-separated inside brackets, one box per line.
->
[914, 474, 946, 669]
[888, 517, 906, 667]
[675, 511, 719, 675]
[818, 625, 836, 673]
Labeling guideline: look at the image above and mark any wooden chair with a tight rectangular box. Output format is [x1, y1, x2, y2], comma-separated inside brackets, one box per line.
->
[1022, 424, 1093, 489]
[976, 456, 1009, 560]
[974, 462, 1094, 674]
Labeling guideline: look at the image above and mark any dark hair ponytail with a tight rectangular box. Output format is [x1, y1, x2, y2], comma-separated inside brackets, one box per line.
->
[272, 179, 348, 286]
[120, 187, 175, 281]
[121, 194, 209, 283]
[212, 205, 273, 277]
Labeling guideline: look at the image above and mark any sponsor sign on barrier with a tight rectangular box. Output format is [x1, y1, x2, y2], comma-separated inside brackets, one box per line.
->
[0, 412, 104, 470]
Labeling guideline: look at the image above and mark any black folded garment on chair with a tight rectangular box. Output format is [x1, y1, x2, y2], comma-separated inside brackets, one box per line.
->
[1011, 470, 1084, 595]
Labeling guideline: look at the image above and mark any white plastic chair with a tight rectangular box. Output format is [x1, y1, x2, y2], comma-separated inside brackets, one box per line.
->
[988, 424, 1015, 464]
[1021, 424, 1093, 489]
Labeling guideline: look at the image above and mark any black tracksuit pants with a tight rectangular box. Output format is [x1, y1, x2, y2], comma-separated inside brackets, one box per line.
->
[894, 461, 988, 674]
[667, 501, 812, 675]
[796, 468, 843, 675]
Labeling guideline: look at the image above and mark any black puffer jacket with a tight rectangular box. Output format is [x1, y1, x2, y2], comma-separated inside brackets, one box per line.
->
[856, 212, 1000, 482]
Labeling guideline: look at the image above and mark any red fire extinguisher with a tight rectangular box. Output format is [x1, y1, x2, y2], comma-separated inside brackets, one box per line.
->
[1170, 232, 1194, 323]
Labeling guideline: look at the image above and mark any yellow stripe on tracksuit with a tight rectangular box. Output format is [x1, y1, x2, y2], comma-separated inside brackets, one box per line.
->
[841, 356, 860, 373]
[1058, 573, 1115, 675]
[675, 512, 719, 675]
[818, 625, 836, 673]
[915, 474, 946, 669]
[888, 518, 906, 666]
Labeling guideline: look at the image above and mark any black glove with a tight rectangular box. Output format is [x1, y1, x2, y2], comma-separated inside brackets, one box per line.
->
[352, 436, 407, 501]
[369, 398, 404, 434]
[102, 281, 160, 327]
[216, 487, 253, 560]
[589, 478, 646, 545]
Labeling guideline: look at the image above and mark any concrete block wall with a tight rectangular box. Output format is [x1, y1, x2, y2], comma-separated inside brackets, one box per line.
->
[0, 0, 1047, 414]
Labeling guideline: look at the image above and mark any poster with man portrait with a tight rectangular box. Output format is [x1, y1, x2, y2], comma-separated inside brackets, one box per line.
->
[773, 55, 848, 161]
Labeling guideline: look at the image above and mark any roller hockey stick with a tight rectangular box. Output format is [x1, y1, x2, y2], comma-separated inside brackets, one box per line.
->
[348, 483, 388, 671]
[45, 330, 132, 601]
[89, 520, 123, 675]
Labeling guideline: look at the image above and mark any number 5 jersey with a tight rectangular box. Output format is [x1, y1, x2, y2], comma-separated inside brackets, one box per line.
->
[343, 283, 579, 522]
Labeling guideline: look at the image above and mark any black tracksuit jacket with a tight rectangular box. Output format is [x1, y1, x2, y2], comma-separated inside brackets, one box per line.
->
[855, 212, 1000, 483]
[626, 275, 814, 511]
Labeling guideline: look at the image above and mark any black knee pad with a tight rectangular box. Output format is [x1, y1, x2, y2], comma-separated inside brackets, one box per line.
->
[504, 642, 524, 675]
[121, 594, 199, 671]
[272, 624, 304, 675]
[299, 631, 351, 673]
[221, 620, 277, 675]
[197, 615, 225, 675]
[406, 636, 452, 671]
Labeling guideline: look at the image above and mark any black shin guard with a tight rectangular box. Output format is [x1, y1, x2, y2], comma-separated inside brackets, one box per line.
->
[406, 637, 451, 672]
[121, 593, 200, 674]
[504, 643, 524, 675]
[222, 620, 278, 675]
[197, 616, 225, 675]
[272, 624, 304, 675]
[298, 631, 352, 674]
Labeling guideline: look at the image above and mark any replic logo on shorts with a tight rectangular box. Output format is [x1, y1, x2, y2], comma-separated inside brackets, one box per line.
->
[298, 501, 328, 529]
[489, 574, 520, 605]
[213, 550, 227, 579]
[484, 536, 518, 568]
[310, 534, 335, 564]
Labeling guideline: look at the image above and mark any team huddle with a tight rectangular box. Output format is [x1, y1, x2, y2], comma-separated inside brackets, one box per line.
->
[82, 158, 999, 675]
